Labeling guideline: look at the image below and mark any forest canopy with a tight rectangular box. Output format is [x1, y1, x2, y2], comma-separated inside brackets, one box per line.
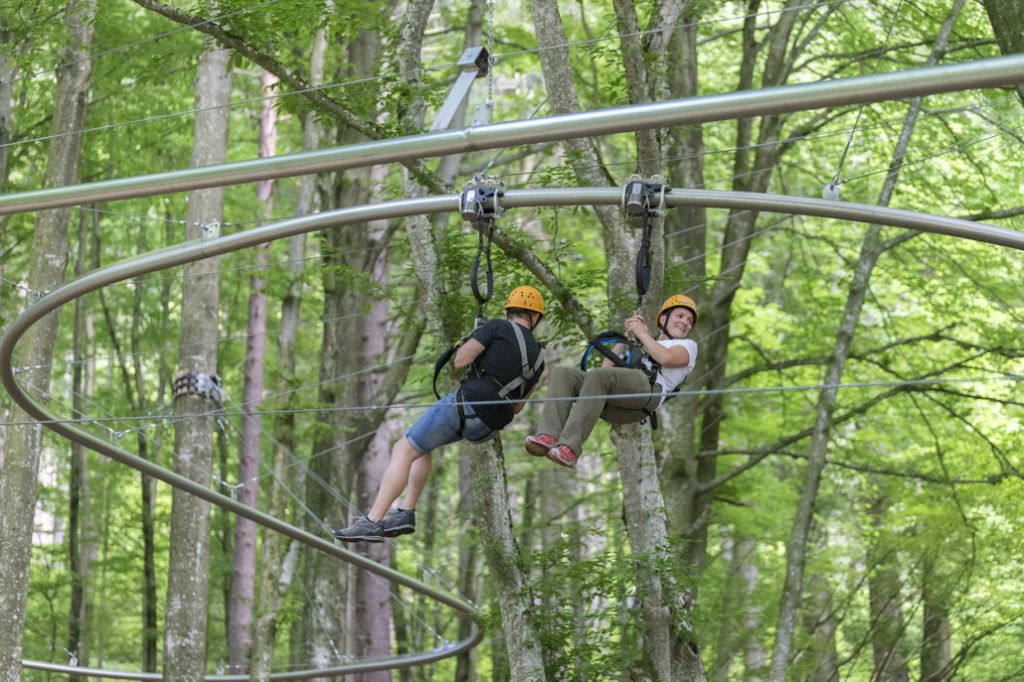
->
[0, 1, 1022, 681]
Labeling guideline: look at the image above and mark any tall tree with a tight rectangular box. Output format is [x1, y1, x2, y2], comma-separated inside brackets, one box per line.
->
[163, 37, 231, 682]
[226, 67, 277, 675]
[0, 2, 95, 680]
[250, 12, 329, 678]
[982, 0, 1024, 102]
[768, 3, 967, 677]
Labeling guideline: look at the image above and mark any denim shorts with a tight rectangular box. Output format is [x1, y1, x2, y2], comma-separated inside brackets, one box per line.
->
[405, 391, 497, 455]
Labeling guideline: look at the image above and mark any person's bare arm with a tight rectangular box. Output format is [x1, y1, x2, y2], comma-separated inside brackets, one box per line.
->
[601, 342, 628, 368]
[624, 314, 690, 367]
[454, 338, 486, 368]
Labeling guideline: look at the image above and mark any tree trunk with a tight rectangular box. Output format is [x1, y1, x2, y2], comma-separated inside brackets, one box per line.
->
[712, 535, 760, 682]
[802, 574, 837, 682]
[468, 440, 547, 681]
[661, 8, 708, 544]
[351, 167, 395, 681]
[867, 496, 909, 681]
[920, 557, 952, 682]
[767, 5, 965, 677]
[0, 2, 94, 680]
[227, 68, 277, 676]
[612, 424, 707, 681]
[454, 451, 479, 682]
[982, 0, 1024, 103]
[250, 13, 327, 678]
[67, 210, 92, 682]
[163, 38, 231, 682]
[0, 27, 12, 190]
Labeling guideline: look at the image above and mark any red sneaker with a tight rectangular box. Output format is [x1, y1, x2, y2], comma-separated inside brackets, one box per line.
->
[525, 434, 558, 457]
[546, 444, 578, 469]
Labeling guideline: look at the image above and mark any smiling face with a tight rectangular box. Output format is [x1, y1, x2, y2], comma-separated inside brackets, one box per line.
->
[659, 306, 695, 339]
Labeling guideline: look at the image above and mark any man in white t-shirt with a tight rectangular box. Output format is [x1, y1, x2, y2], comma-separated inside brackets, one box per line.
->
[525, 294, 698, 469]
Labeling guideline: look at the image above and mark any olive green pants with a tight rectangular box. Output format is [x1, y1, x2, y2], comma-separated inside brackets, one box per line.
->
[538, 366, 661, 455]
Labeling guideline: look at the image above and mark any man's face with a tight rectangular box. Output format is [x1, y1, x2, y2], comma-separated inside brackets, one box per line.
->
[661, 307, 695, 338]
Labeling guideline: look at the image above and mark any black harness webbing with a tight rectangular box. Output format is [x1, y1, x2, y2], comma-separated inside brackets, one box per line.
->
[622, 176, 669, 311]
[461, 176, 504, 328]
[435, 321, 543, 434]
[579, 330, 663, 429]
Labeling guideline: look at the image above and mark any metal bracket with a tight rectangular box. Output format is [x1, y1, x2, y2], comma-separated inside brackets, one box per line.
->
[173, 371, 223, 403]
[459, 175, 505, 223]
[430, 46, 490, 132]
[621, 174, 670, 228]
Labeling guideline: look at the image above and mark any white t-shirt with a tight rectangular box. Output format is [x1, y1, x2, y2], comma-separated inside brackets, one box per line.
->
[641, 338, 698, 405]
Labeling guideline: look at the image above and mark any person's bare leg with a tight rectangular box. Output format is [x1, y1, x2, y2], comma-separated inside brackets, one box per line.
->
[367, 436, 422, 521]
[397, 454, 432, 510]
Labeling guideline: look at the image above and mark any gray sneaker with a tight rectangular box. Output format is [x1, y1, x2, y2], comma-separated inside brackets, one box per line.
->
[381, 508, 416, 537]
[332, 515, 386, 543]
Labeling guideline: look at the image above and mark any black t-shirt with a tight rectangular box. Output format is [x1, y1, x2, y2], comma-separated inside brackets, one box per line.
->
[468, 319, 543, 399]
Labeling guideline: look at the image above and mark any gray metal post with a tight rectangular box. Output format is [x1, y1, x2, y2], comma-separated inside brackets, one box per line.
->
[430, 46, 489, 132]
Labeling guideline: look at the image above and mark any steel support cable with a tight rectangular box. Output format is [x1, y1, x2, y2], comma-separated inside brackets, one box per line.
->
[2, 55, 1024, 216]
[5, 187, 1024, 682]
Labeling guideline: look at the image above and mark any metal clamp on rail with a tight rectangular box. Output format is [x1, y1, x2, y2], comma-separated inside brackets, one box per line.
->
[621, 174, 670, 228]
[172, 371, 223, 403]
[459, 175, 505, 223]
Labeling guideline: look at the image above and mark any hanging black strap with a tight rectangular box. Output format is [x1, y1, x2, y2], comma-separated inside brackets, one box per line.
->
[461, 176, 504, 328]
[635, 220, 653, 311]
[622, 176, 669, 310]
[470, 219, 494, 328]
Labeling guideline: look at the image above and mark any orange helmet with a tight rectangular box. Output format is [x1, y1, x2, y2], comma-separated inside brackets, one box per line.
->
[658, 294, 698, 326]
[505, 285, 545, 317]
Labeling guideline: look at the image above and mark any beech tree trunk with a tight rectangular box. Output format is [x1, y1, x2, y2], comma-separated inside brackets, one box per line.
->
[613, 424, 706, 681]
[226, 68, 277, 675]
[67, 211, 93, 682]
[0, 3, 95, 680]
[0, 28, 12, 190]
[802, 573, 838, 682]
[867, 496, 909, 681]
[920, 557, 952, 682]
[768, 5, 965, 677]
[982, 0, 1024, 103]
[468, 441, 547, 681]
[163, 39, 231, 682]
[661, 8, 708, 543]
[250, 15, 327, 679]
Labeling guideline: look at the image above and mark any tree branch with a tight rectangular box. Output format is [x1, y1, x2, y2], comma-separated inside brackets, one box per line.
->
[131, 0, 447, 194]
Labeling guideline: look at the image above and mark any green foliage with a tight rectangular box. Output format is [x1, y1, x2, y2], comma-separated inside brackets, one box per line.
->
[5, 0, 1024, 679]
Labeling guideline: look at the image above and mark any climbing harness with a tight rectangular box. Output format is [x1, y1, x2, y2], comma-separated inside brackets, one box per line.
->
[457, 319, 544, 432]
[435, 176, 543, 433]
[577, 176, 672, 428]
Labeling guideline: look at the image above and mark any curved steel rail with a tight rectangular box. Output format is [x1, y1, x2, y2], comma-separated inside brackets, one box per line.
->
[0, 54, 1022, 215]
[5, 188, 1024, 678]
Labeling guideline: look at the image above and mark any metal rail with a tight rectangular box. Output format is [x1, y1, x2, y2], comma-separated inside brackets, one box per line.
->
[6, 187, 1024, 677]
[1, 54, 1023, 215]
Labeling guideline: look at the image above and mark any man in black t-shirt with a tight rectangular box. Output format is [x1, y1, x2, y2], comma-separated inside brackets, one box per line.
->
[333, 286, 545, 543]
